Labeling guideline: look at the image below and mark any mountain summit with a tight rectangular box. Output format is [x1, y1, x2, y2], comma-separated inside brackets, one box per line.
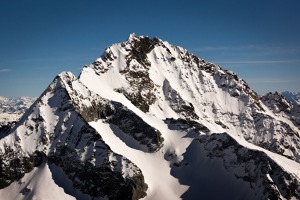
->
[1, 35, 300, 200]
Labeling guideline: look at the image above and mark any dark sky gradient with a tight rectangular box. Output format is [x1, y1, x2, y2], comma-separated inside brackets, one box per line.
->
[0, 0, 299, 97]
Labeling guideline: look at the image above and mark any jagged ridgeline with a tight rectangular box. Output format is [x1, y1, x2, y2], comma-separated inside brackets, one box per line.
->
[0, 34, 299, 200]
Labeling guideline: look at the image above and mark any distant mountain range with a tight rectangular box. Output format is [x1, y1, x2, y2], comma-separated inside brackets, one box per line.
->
[0, 96, 36, 134]
[0, 96, 35, 114]
[281, 91, 300, 105]
[0, 34, 299, 200]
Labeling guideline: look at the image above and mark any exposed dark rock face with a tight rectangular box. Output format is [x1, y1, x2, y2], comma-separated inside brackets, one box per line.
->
[58, 72, 164, 153]
[173, 48, 264, 111]
[261, 92, 300, 129]
[163, 79, 199, 120]
[126, 36, 158, 67]
[116, 36, 159, 113]
[109, 102, 164, 152]
[172, 133, 300, 200]
[250, 112, 300, 161]
[77, 99, 164, 153]
[256, 92, 300, 162]
[164, 118, 209, 133]
[211, 65, 264, 111]
[215, 120, 229, 129]
[290, 105, 300, 128]
[115, 85, 156, 113]
[197, 133, 300, 200]
[48, 123, 147, 200]
[261, 92, 292, 114]
[0, 121, 16, 138]
[0, 150, 45, 189]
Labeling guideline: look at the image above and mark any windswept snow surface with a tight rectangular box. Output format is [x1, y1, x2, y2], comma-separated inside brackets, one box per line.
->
[0, 164, 75, 200]
[90, 118, 191, 200]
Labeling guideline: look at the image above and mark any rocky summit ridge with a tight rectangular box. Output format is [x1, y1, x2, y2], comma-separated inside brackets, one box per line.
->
[0, 34, 300, 200]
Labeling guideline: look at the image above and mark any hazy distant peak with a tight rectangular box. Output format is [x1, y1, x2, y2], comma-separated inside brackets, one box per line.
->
[282, 91, 300, 105]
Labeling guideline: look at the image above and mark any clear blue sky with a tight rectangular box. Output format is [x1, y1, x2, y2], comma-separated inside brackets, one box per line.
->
[0, 0, 299, 98]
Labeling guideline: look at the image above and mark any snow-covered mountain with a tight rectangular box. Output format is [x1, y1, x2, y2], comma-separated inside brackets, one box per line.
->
[0, 96, 36, 135]
[0, 34, 300, 200]
[282, 91, 300, 105]
[261, 92, 300, 129]
[0, 96, 35, 115]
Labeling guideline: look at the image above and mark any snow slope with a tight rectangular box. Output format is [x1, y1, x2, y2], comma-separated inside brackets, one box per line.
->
[0, 163, 75, 200]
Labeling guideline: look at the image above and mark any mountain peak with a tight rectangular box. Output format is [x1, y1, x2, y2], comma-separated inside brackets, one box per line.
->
[57, 71, 74, 78]
[56, 71, 77, 83]
[82, 35, 264, 113]
[128, 33, 137, 42]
